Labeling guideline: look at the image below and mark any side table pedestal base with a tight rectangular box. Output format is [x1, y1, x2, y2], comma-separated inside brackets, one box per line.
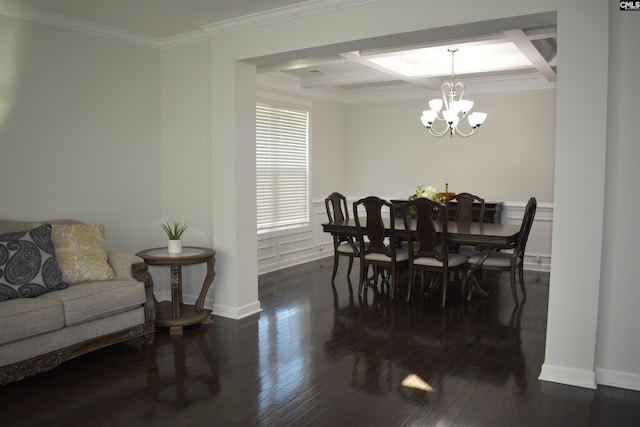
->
[156, 301, 213, 335]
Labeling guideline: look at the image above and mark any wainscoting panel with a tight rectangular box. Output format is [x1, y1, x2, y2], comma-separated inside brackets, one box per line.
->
[257, 243, 277, 261]
[258, 201, 330, 274]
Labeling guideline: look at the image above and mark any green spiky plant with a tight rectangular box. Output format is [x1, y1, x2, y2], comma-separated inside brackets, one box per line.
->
[161, 221, 188, 240]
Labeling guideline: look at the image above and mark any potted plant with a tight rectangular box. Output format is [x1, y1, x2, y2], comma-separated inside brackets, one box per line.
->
[161, 221, 188, 254]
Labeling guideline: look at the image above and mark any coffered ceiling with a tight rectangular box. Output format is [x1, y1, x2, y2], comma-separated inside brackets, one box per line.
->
[256, 27, 557, 95]
[0, 0, 557, 97]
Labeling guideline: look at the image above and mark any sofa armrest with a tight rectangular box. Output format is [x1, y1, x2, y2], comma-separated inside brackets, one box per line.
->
[131, 262, 157, 341]
[107, 252, 144, 281]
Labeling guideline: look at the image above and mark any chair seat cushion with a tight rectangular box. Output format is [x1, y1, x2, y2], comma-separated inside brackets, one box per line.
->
[337, 241, 366, 254]
[456, 244, 479, 257]
[414, 252, 467, 267]
[364, 246, 409, 262]
[469, 251, 518, 268]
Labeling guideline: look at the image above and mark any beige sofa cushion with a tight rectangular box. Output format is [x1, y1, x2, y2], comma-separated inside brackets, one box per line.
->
[0, 298, 64, 345]
[39, 280, 145, 326]
[0, 308, 144, 367]
[51, 224, 115, 284]
[107, 252, 144, 281]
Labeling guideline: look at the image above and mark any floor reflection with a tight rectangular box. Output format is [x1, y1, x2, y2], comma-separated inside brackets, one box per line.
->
[146, 325, 221, 408]
[326, 273, 531, 401]
[257, 304, 309, 415]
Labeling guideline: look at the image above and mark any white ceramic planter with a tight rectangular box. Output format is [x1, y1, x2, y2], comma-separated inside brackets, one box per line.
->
[167, 239, 182, 254]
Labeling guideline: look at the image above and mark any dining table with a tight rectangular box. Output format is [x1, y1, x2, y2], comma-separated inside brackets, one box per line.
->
[322, 217, 522, 297]
[322, 218, 521, 248]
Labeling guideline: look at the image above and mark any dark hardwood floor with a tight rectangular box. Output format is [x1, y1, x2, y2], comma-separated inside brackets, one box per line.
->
[2, 258, 640, 426]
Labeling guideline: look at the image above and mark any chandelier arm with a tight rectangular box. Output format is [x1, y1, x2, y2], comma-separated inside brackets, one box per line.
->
[454, 82, 465, 104]
[425, 119, 451, 137]
[441, 81, 453, 111]
[453, 125, 480, 137]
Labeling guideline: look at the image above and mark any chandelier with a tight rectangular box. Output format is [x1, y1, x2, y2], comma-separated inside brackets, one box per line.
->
[420, 49, 487, 137]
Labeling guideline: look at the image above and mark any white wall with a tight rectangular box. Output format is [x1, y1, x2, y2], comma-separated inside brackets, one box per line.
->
[344, 91, 556, 203]
[157, 41, 213, 298]
[595, 6, 640, 390]
[0, 15, 162, 254]
[310, 97, 346, 200]
[538, 0, 609, 390]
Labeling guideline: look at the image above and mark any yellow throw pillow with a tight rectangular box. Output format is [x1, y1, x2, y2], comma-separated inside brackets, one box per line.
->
[51, 224, 115, 284]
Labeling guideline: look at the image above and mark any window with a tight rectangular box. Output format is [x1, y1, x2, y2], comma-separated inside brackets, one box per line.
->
[256, 101, 309, 232]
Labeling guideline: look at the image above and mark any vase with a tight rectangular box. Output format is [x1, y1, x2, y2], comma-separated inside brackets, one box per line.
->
[168, 239, 182, 254]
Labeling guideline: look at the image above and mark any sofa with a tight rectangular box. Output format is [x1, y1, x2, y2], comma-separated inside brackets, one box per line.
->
[0, 219, 156, 385]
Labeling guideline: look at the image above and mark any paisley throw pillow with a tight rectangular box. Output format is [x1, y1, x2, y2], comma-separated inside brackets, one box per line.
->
[0, 224, 68, 300]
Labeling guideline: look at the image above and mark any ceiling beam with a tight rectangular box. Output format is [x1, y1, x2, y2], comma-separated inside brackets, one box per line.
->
[503, 29, 556, 82]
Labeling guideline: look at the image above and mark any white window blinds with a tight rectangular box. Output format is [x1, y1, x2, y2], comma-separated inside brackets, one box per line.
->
[256, 102, 309, 232]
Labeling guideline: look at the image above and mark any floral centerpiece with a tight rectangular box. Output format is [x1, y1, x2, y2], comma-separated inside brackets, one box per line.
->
[409, 185, 447, 204]
[407, 185, 448, 217]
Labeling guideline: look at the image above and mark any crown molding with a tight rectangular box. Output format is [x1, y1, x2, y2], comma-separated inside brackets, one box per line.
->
[157, 0, 379, 48]
[0, 3, 161, 49]
[0, 1, 381, 50]
[200, 0, 380, 36]
[157, 31, 209, 50]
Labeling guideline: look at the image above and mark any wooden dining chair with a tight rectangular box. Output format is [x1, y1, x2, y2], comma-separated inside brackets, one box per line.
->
[325, 192, 359, 282]
[447, 192, 485, 223]
[447, 192, 485, 257]
[403, 198, 470, 307]
[353, 196, 408, 299]
[468, 197, 537, 305]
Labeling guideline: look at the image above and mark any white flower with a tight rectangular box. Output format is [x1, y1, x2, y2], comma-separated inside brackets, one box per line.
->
[424, 186, 438, 200]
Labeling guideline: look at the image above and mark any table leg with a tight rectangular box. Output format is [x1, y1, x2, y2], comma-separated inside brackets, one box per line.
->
[170, 265, 182, 318]
[468, 270, 489, 297]
[194, 256, 216, 313]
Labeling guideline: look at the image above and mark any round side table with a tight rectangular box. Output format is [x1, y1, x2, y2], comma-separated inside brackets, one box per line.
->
[136, 246, 216, 335]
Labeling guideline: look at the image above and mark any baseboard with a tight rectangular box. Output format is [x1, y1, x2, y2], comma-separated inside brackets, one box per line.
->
[539, 363, 597, 389]
[157, 290, 262, 320]
[258, 252, 331, 275]
[596, 367, 640, 391]
[212, 300, 262, 320]
[155, 290, 170, 302]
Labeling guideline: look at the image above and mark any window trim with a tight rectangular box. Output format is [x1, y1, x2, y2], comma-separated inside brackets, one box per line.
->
[256, 98, 311, 235]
